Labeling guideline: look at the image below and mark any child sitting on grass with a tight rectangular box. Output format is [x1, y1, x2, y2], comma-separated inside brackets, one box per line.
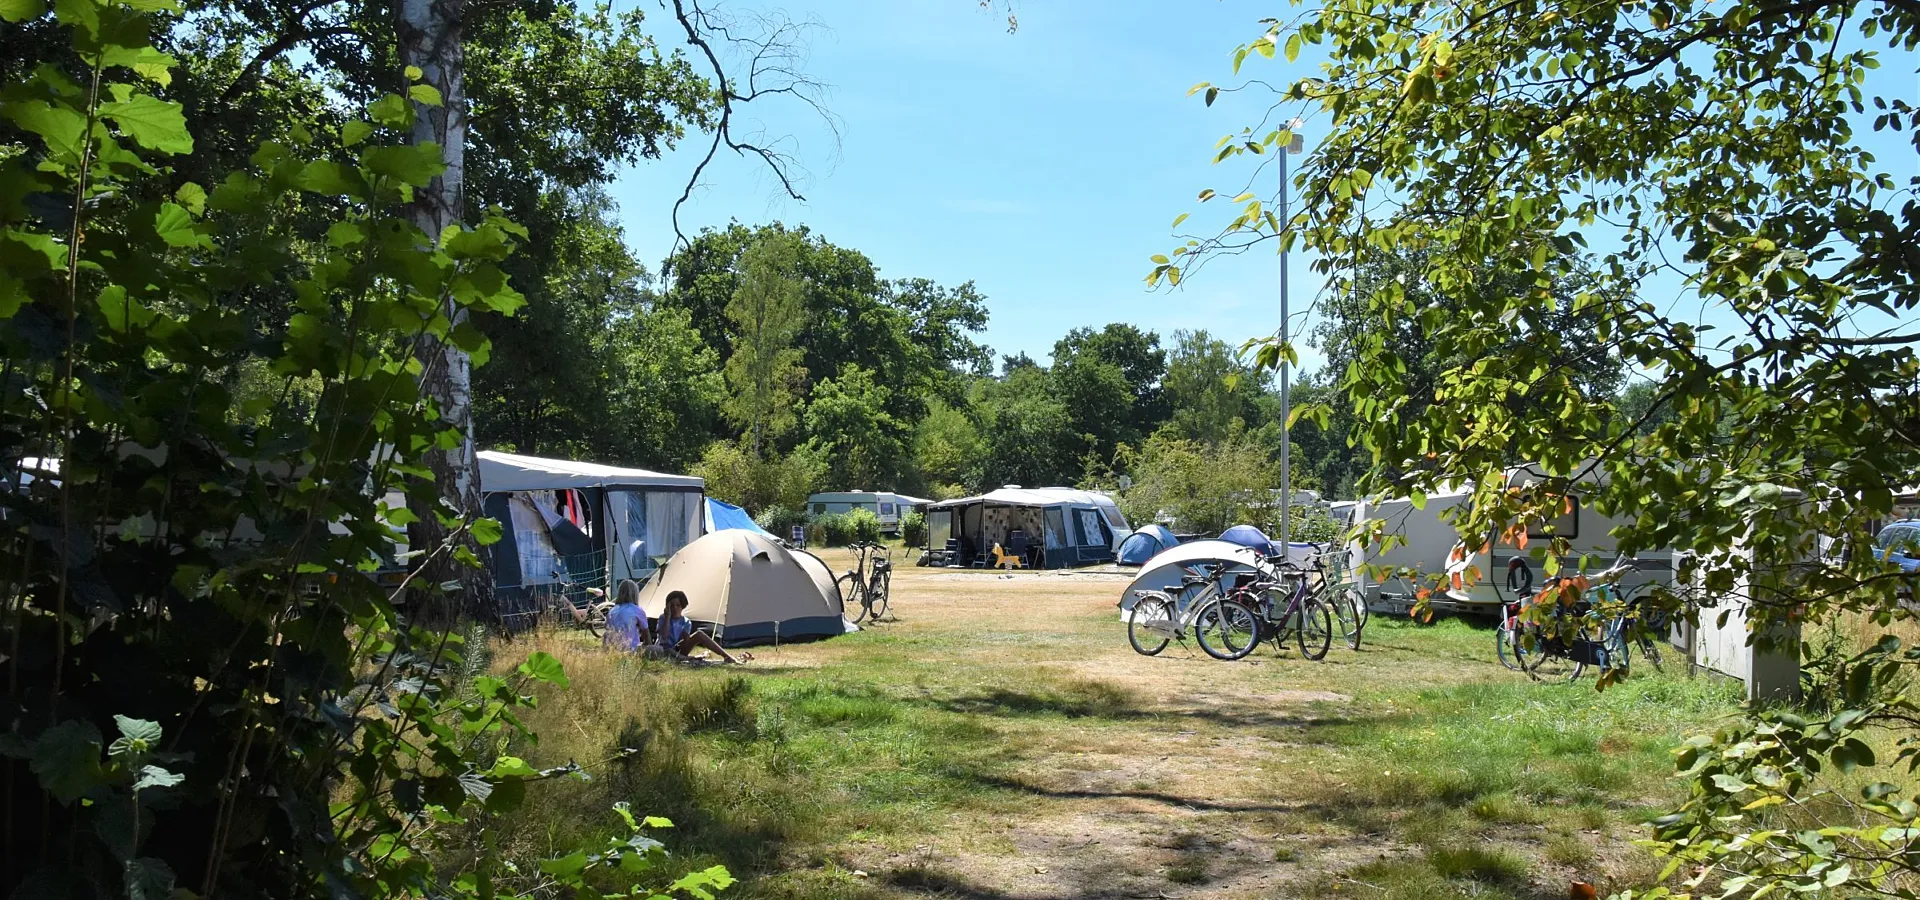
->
[602, 579, 650, 651]
[657, 590, 750, 664]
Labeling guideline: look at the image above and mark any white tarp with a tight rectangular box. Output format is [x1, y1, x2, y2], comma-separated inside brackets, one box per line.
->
[478, 450, 702, 491]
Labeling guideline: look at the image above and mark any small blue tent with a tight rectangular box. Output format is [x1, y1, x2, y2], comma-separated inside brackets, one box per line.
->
[1219, 524, 1279, 557]
[1116, 523, 1178, 565]
[705, 498, 775, 539]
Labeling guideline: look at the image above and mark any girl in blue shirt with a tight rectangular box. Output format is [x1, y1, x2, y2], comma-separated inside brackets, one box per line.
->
[658, 590, 747, 664]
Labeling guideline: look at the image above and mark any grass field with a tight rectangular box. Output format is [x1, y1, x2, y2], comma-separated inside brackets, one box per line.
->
[489, 545, 1745, 899]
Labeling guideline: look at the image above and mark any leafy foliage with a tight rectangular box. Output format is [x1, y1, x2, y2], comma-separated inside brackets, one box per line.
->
[1170, 0, 1920, 895]
[0, 6, 727, 897]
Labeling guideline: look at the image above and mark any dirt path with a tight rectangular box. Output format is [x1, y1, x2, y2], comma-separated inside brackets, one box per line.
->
[779, 551, 1541, 900]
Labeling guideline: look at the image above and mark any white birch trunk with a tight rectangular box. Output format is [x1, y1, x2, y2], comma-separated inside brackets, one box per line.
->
[400, 0, 492, 621]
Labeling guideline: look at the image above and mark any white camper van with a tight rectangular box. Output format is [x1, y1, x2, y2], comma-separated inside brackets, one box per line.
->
[806, 491, 930, 534]
[1352, 465, 1673, 616]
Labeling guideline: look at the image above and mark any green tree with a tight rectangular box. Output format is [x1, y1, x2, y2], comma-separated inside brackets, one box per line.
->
[1163, 329, 1261, 446]
[1172, 2, 1920, 895]
[723, 232, 808, 456]
[692, 441, 824, 513]
[974, 366, 1075, 488]
[913, 398, 984, 496]
[1118, 434, 1275, 534]
[1052, 323, 1168, 461]
[804, 364, 909, 489]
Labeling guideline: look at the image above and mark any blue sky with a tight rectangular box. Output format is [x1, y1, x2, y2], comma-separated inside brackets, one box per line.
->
[612, 0, 1919, 378]
[612, 0, 1307, 370]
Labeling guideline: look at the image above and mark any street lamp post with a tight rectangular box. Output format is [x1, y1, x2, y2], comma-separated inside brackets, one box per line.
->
[1279, 121, 1304, 557]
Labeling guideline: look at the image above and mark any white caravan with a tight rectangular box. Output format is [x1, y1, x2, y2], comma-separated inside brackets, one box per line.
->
[806, 491, 930, 534]
[1351, 464, 1673, 616]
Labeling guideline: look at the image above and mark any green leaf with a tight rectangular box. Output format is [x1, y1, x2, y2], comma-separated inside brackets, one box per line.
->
[173, 182, 205, 215]
[1204, 86, 1219, 106]
[100, 45, 175, 86]
[368, 93, 413, 129]
[341, 120, 374, 148]
[7, 100, 89, 160]
[470, 516, 503, 546]
[124, 857, 175, 900]
[537, 851, 590, 879]
[362, 143, 444, 186]
[407, 83, 443, 107]
[1284, 33, 1301, 62]
[488, 756, 537, 778]
[132, 764, 183, 791]
[1171, 213, 1189, 229]
[404, 64, 424, 81]
[0, 271, 22, 319]
[326, 221, 364, 248]
[153, 203, 210, 249]
[99, 94, 192, 155]
[48, 0, 94, 34]
[31, 720, 105, 803]
[296, 161, 365, 197]
[0, 0, 45, 22]
[109, 716, 162, 758]
[517, 651, 569, 689]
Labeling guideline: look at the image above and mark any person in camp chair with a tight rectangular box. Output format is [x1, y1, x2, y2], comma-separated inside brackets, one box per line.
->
[602, 579, 651, 651]
[656, 591, 750, 664]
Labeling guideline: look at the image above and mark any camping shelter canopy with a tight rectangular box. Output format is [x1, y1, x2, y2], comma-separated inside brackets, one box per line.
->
[636, 530, 852, 646]
[926, 487, 1128, 568]
[477, 451, 705, 622]
[705, 498, 774, 539]
[1117, 524, 1179, 566]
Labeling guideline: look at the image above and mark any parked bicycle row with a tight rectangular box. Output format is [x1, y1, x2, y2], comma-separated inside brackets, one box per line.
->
[1123, 545, 1368, 661]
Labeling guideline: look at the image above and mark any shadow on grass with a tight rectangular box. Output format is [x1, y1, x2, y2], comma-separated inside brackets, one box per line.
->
[923, 686, 1354, 730]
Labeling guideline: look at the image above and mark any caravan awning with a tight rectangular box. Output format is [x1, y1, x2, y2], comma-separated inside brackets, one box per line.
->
[929, 487, 1114, 509]
[478, 451, 703, 492]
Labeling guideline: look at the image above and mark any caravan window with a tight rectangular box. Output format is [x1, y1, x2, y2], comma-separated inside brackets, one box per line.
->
[1526, 494, 1581, 540]
[811, 503, 826, 514]
[1076, 508, 1105, 547]
[880, 502, 896, 516]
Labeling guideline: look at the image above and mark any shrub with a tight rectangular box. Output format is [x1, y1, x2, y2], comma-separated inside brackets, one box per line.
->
[755, 504, 806, 538]
[807, 513, 849, 547]
[844, 507, 883, 544]
[900, 509, 927, 546]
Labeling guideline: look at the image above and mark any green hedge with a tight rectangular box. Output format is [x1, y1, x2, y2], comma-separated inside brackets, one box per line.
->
[900, 509, 926, 547]
[804, 508, 883, 547]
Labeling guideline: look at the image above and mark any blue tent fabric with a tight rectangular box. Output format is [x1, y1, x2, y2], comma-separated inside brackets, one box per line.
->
[705, 498, 775, 538]
[1116, 524, 1178, 565]
[1218, 524, 1279, 557]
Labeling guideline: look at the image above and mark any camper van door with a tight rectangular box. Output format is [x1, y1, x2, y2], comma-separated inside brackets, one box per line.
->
[1073, 507, 1109, 564]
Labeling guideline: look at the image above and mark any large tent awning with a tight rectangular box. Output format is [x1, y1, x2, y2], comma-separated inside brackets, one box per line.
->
[477, 450, 702, 492]
[929, 487, 1115, 509]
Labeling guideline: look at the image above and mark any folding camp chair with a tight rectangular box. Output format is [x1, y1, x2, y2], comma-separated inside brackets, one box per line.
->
[1008, 530, 1030, 568]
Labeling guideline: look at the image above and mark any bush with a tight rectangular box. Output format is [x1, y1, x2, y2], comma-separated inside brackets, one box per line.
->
[805, 510, 881, 547]
[900, 510, 927, 547]
[755, 504, 806, 538]
[844, 507, 883, 544]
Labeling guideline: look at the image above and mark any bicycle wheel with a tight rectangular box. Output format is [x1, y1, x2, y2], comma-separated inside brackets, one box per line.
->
[1496, 617, 1522, 671]
[1195, 598, 1261, 661]
[867, 570, 891, 621]
[1517, 622, 1589, 682]
[1127, 595, 1176, 656]
[1296, 597, 1334, 661]
[1331, 588, 1363, 650]
[837, 572, 869, 624]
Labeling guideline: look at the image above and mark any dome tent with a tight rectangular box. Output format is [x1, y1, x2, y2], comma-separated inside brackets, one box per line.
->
[1116, 524, 1179, 566]
[635, 530, 853, 647]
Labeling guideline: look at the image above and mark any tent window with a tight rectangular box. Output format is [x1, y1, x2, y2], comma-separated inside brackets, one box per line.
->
[1099, 504, 1125, 528]
[648, 491, 700, 564]
[1076, 508, 1105, 547]
[928, 510, 953, 547]
[1044, 508, 1068, 549]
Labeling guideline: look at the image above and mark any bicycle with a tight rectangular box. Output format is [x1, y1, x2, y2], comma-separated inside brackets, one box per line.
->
[1197, 556, 1335, 662]
[1126, 561, 1241, 656]
[1508, 558, 1637, 681]
[1295, 548, 1366, 650]
[837, 541, 893, 624]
